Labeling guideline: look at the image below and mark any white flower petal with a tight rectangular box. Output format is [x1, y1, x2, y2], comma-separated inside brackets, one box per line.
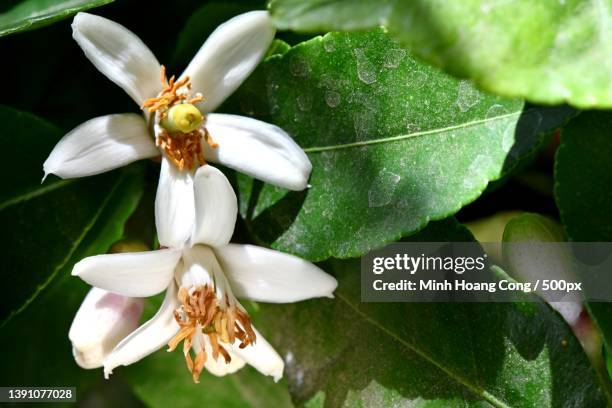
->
[182, 11, 275, 112]
[229, 327, 283, 382]
[103, 283, 180, 378]
[215, 244, 337, 303]
[176, 246, 216, 289]
[69, 288, 144, 369]
[156, 158, 195, 248]
[191, 165, 237, 248]
[43, 114, 157, 180]
[201, 335, 246, 377]
[72, 249, 181, 297]
[72, 13, 162, 105]
[204, 114, 312, 190]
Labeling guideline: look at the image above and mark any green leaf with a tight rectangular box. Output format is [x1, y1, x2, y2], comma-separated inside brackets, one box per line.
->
[266, 38, 291, 58]
[270, 0, 612, 108]
[0, 106, 144, 326]
[608, 351, 612, 381]
[0, 0, 113, 37]
[0, 278, 99, 393]
[230, 29, 573, 261]
[254, 218, 608, 407]
[0, 162, 145, 391]
[0, 106, 144, 398]
[555, 110, 612, 384]
[555, 111, 612, 242]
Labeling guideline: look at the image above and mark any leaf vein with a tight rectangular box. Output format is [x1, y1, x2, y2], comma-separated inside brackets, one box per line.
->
[336, 292, 511, 408]
[0, 173, 126, 327]
[0, 179, 76, 212]
[303, 111, 522, 153]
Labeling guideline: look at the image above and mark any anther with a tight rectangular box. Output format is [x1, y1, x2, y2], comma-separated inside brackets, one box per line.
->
[167, 285, 257, 383]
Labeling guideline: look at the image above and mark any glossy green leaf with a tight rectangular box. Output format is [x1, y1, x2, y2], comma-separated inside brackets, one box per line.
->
[254, 218, 608, 407]
[0, 278, 100, 393]
[0, 0, 113, 37]
[230, 29, 573, 261]
[0, 106, 145, 399]
[0, 106, 144, 326]
[0, 163, 145, 391]
[555, 110, 612, 382]
[270, 0, 612, 108]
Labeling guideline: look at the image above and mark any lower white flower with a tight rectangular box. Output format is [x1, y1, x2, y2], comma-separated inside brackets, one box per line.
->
[71, 165, 337, 382]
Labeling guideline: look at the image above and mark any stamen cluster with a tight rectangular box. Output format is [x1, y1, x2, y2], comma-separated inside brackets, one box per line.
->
[143, 66, 218, 172]
[156, 130, 206, 171]
[168, 285, 257, 383]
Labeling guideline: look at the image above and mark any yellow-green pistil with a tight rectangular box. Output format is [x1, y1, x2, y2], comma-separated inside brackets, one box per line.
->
[160, 103, 204, 134]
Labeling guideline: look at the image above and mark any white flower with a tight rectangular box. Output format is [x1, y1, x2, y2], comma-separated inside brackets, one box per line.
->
[43, 11, 312, 248]
[69, 287, 144, 369]
[71, 165, 336, 383]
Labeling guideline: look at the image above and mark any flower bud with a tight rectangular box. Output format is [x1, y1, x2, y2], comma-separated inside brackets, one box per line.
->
[502, 213, 582, 323]
[109, 239, 149, 254]
[502, 214, 605, 370]
[160, 103, 203, 134]
[69, 287, 144, 369]
[465, 210, 523, 264]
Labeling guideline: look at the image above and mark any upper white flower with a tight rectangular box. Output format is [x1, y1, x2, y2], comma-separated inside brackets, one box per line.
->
[43, 11, 312, 248]
[71, 165, 336, 383]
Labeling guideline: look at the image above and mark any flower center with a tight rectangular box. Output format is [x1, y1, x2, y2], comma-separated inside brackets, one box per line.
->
[167, 285, 256, 383]
[161, 103, 204, 133]
[142, 66, 218, 172]
[156, 130, 205, 172]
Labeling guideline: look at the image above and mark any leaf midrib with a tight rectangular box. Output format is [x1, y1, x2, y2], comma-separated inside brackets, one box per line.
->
[336, 292, 511, 408]
[0, 179, 76, 212]
[303, 110, 522, 153]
